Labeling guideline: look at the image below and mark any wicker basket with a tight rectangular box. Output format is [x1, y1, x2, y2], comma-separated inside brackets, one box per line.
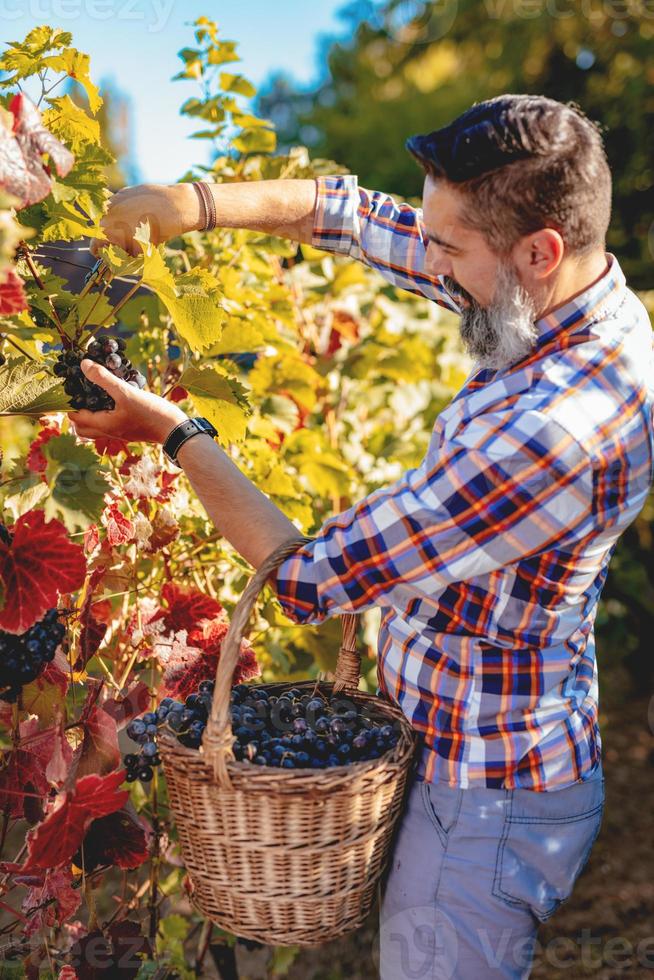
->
[158, 536, 418, 946]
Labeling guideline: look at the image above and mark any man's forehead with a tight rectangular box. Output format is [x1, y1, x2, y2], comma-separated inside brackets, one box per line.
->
[421, 176, 466, 246]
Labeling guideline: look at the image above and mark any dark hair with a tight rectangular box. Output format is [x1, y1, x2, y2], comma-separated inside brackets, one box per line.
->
[406, 94, 611, 256]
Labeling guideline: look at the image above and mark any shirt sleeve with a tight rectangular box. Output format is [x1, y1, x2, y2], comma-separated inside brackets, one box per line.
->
[312, 174, 461, 313]
[273, 411, 595, 626]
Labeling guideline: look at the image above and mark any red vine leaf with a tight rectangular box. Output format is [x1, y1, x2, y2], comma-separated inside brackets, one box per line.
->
[0, 267, 28, 315]
[0, 743, 50, 821]
[101, 503, 134, 547]
[45, 718, 74, 786]
[20, 646, 70, 725]
[23, 780, 45, 826]
[102, 681, 151, 732]
[75, 568, 109, 672]
[0, 510, 87, 634]
[26, 422, 61, 474]
[0, 716, 70, 820]
[162, 619, 259, 702]
[160, 581, 223, 632]
[71, 704, 121, 780]
[93, 435, 128, 457]
[73, 805, 151, 872]
[83, 525, 100, 555]
[2, 770, 129, 874]
[0, 93, 74, 207]
[58, 968, 79, 980]
[16, 866, 81, 939]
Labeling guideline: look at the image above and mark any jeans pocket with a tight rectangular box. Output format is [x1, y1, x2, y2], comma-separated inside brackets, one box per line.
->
[492, 778, 605, 922]
[420, 782, 462, 847]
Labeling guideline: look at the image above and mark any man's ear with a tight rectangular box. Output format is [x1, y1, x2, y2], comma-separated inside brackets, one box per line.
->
[512, 228, 564, 282]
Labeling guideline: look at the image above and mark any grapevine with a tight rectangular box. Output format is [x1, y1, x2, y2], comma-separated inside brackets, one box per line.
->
[0, 18, 466, 975]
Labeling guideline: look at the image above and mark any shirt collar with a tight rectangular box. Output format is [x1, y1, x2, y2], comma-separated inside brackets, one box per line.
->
[533, 252, 626, 349]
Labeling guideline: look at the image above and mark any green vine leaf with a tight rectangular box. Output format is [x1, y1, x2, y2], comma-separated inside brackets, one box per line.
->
[0, 357, 70, 416]
[219, 72, 257, 98]
[232, 126, 277, 155]
[41, 48, 103, 113]
[139, 241, 225, 351]
[42, 433, 110, 532]
[179, 364, 249, 445]
[0, 26, 73, 83]
[42, 93, 101, 152]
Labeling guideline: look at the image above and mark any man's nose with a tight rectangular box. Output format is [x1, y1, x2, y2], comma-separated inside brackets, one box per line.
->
[424, 242, 453, 279]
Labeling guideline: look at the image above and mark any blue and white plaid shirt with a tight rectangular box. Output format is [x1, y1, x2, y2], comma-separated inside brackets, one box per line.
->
[274, 175, 654, 791]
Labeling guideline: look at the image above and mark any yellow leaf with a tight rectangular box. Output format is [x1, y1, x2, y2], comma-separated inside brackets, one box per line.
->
[180, 364, 248, 444]
[139, 245, 224, 351]
[42, 95, 100, 152]
[42, 49, 103, 114]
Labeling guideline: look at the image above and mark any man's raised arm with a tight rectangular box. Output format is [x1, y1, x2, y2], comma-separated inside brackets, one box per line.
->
[96, 177, 460, 313]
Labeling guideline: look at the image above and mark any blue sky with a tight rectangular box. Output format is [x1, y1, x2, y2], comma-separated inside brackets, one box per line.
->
[3, 1, 348, 182]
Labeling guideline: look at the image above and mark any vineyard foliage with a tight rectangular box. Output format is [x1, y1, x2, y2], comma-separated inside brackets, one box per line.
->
[0, 19, 468, 976]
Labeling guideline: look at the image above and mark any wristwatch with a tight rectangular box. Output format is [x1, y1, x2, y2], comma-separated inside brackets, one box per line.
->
[163, 417, 218, 466]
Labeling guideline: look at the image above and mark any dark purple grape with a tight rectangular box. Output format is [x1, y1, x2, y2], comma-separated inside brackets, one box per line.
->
[53, 335, 145, 412]
[126, 720, 146, 740]
[0, 609, 65, 703]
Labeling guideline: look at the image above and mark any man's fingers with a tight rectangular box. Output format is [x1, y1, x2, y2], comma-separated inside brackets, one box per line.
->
[69, 413, 104, 440]
[80, 358, 127, 397]
[69, 407, 115, 431]
[90, 238, 108, 259]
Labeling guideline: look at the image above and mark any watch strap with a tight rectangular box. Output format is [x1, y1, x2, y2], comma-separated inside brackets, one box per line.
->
[163, 417, 217, 466]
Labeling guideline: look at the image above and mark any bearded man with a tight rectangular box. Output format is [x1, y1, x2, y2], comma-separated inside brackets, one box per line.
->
[71, 94, 654, 979]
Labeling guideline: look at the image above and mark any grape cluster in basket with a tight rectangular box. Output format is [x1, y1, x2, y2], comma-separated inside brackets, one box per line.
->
[54, 335, 146, 412]
[123, 681, 401, 783]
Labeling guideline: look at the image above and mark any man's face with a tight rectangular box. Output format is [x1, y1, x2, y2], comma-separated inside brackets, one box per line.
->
[421, 175, 538, 372]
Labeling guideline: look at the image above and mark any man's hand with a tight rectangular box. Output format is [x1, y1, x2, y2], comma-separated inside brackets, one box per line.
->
[69, 359, 188, 444]
[91, 183, 201, 257]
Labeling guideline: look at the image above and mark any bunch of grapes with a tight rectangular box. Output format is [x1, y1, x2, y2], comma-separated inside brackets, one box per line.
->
[0, 608, 66, 703]
[53, 335, 146, 412]
[123, 681, 401, 783]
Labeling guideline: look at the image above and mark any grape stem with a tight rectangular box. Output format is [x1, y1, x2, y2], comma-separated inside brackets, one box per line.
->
[94, 279, 143, 330]
[17, 245, 70, 347]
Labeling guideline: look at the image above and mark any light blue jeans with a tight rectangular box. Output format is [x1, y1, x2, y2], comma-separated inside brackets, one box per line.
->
[379, 765, 604, 979]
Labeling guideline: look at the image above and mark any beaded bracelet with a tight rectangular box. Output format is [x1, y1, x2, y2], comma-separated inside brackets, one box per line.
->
[191, 181, 217, 232]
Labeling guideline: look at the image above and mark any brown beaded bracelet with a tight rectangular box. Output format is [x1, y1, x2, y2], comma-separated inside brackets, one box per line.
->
[191, 181, 217, 232]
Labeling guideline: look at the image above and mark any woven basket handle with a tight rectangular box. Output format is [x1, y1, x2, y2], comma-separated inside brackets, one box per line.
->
[202, 536, 361, 786]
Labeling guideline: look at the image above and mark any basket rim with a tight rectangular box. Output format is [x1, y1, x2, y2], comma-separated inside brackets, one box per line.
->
[157, 678, 418, 786]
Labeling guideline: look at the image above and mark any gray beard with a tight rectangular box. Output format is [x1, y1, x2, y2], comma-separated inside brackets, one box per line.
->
[443, 262, 539, 373]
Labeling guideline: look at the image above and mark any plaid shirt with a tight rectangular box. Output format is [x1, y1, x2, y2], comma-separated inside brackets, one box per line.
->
[274, 175, 654, 791]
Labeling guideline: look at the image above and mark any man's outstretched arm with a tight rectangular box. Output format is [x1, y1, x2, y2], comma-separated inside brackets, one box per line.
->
[95, 176, 460, 312]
